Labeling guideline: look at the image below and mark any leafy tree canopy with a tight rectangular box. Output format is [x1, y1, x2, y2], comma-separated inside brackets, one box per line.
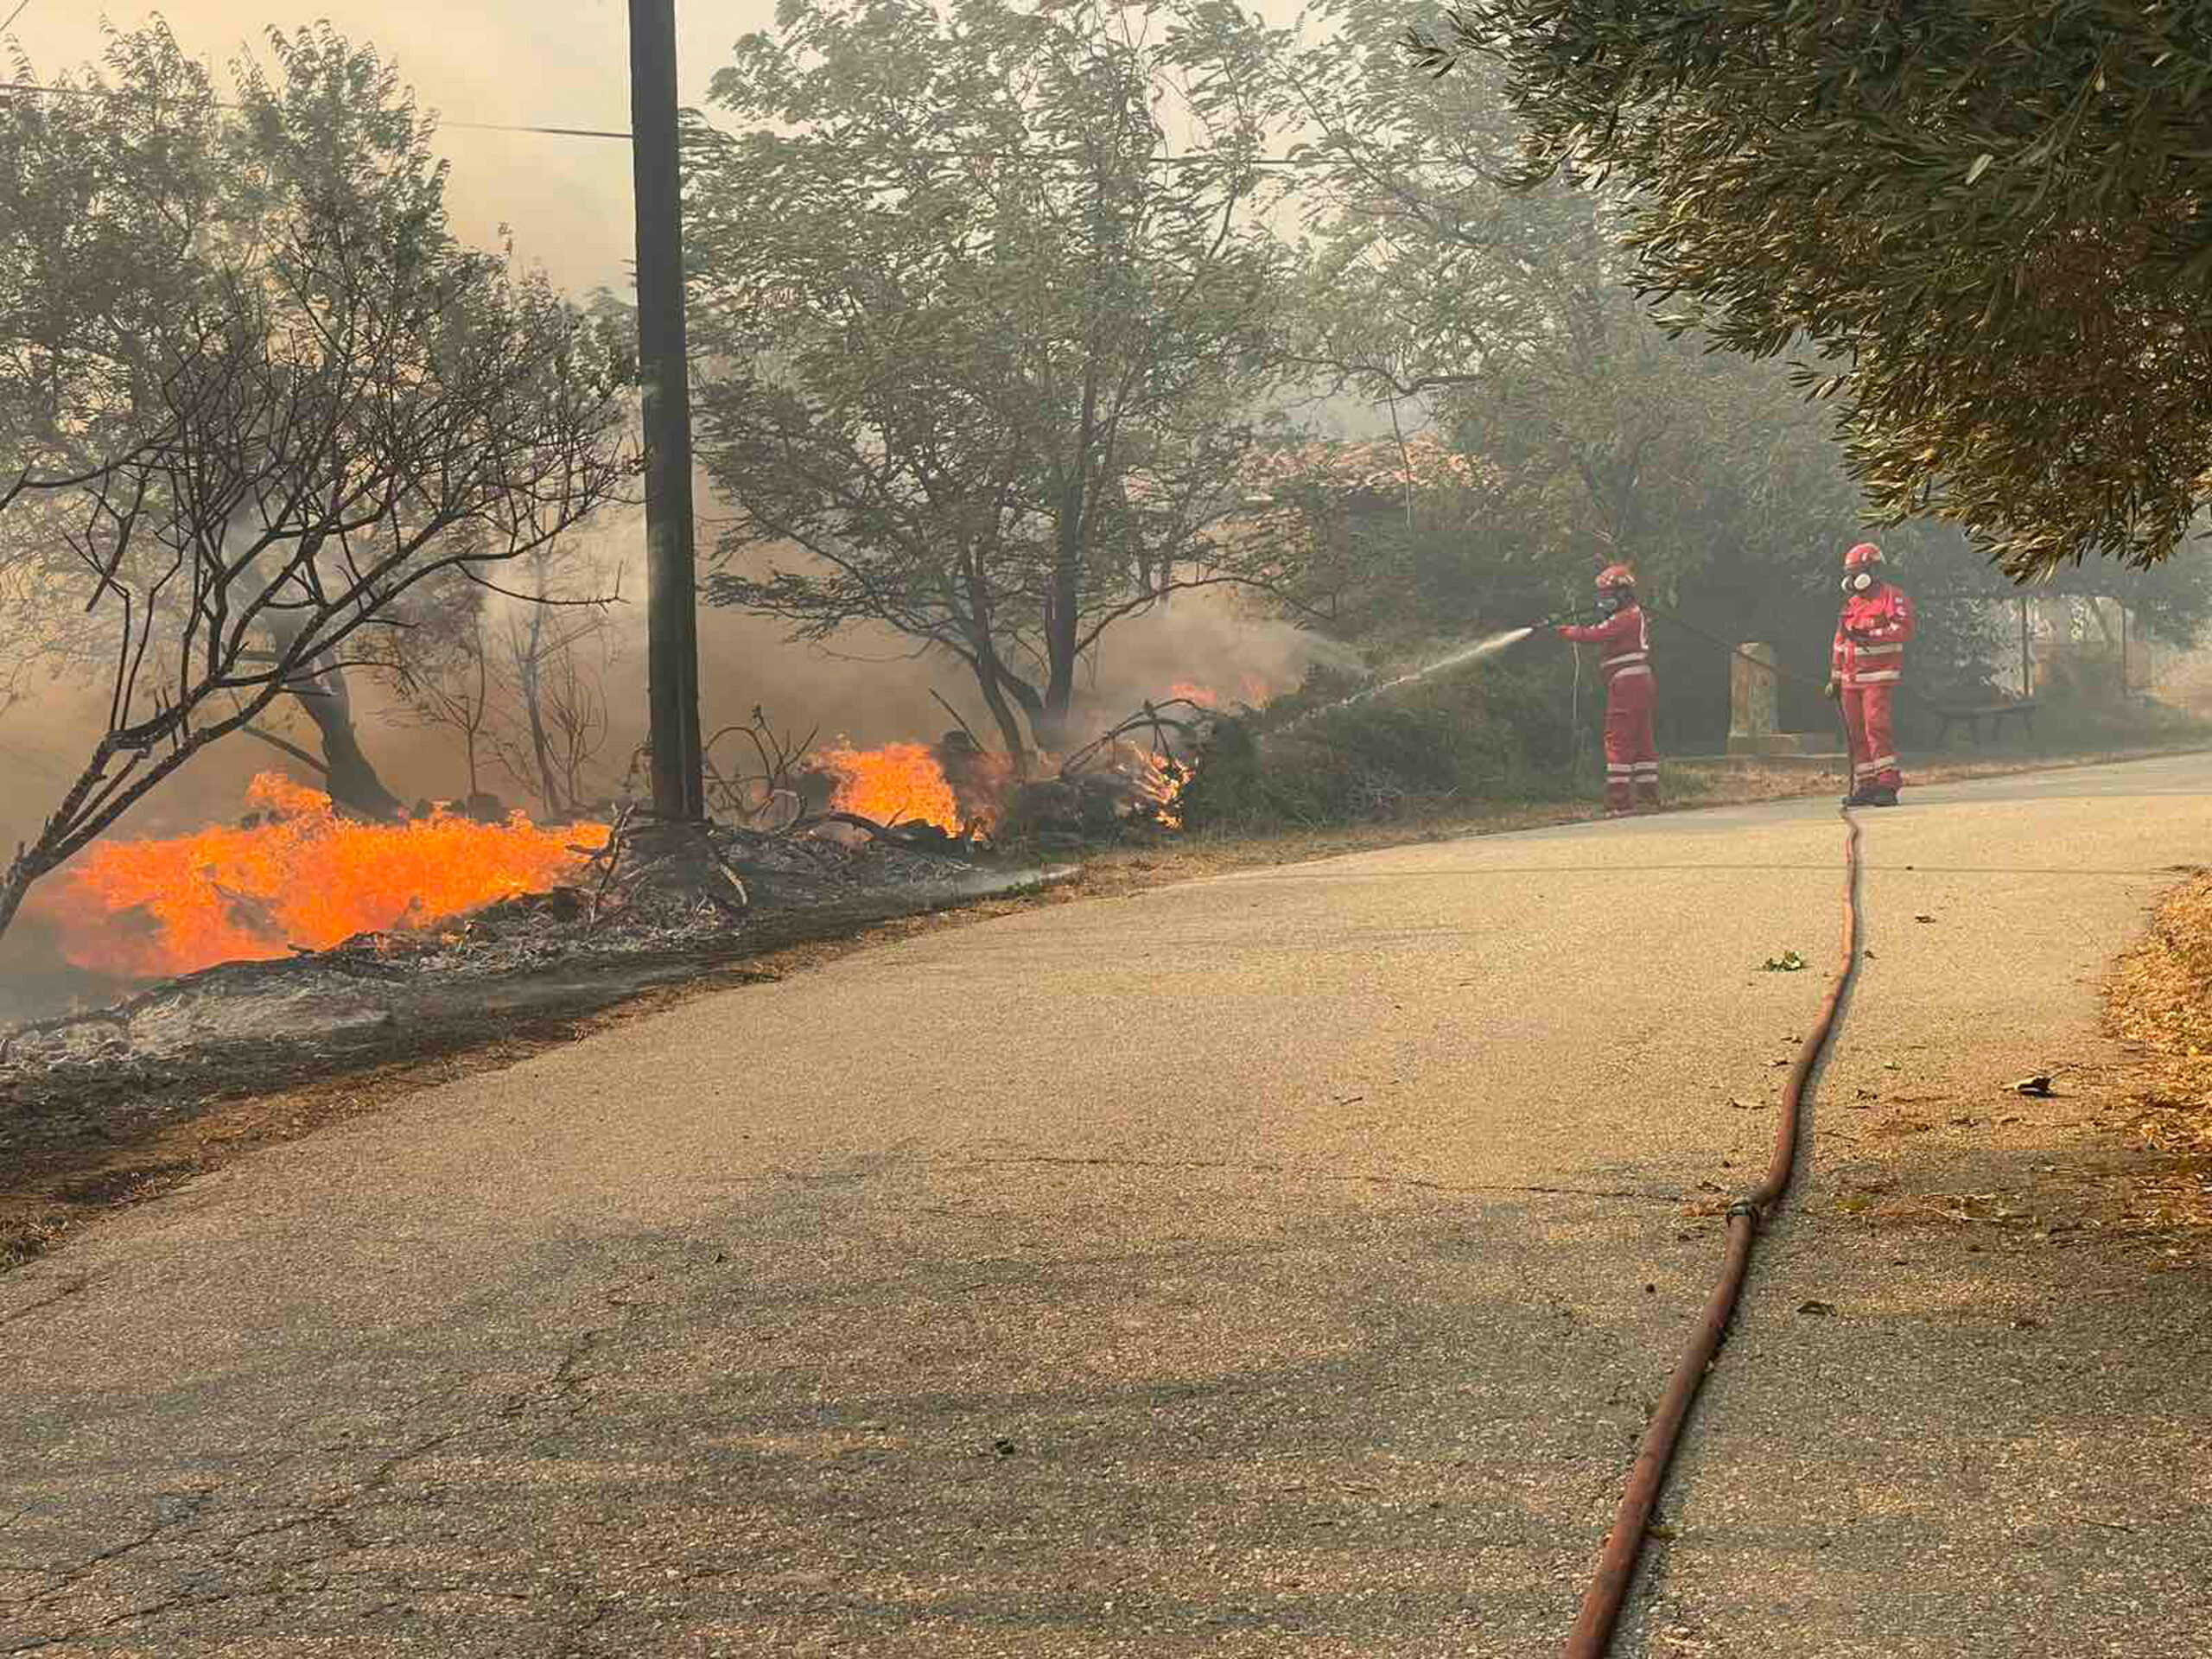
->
[687, 0, 1305, 755]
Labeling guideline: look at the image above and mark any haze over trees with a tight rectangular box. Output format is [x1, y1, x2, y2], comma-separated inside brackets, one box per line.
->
[686, 0, 1307, 759]
[0, 22, 632, 941]
[1275, 0, 1857, 629]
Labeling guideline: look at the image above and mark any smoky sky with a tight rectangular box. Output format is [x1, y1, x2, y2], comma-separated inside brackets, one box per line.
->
[9, 1, 1312, 294]
[6, 0, 768, 295]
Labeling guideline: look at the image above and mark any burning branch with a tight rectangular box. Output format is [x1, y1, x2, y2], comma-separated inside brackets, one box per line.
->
[1058, 696, 1213, 779]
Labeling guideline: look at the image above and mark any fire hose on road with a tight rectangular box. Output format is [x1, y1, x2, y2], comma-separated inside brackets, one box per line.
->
[1557, 620, 1871, 1656]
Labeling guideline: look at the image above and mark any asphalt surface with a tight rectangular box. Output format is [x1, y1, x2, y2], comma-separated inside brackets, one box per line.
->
[3, 753, 2209, 1656]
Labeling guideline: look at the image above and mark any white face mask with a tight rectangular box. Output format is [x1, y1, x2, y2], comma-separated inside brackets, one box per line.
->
[1842, 570, 1875, 594]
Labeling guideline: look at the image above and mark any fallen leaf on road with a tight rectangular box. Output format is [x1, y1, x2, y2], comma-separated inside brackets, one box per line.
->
[1914, 913, 1937, 924]
[1796, 1300, 1837, 1316]
[1760, 950, 1809, 972]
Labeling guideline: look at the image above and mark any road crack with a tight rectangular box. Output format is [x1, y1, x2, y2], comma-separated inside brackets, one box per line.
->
[0, 1275, 93, 1331]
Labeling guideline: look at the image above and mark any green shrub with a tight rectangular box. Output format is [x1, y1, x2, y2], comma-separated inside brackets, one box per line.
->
[1179, 655, 1580, 830]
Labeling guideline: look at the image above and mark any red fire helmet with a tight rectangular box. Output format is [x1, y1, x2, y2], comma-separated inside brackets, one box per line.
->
[1596, 563, 1636, 589]
[1844, 542, 1885, 569]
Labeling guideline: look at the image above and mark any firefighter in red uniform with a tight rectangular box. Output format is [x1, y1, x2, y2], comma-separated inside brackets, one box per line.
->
[1558, 564, 1658, 816]
[1825, 541, 1916, 807]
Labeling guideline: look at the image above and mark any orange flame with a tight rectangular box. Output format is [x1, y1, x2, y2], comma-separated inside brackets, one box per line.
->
[813, 740, 964, 833]
[29, 772, 609, 980]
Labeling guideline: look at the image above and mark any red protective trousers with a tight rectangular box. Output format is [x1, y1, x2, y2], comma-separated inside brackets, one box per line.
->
[1833, 582, 1914, 794]
[1560, 604, 1658, 814]
[1604, 671, 1659, 814]
[1840, 683, 1900, 792]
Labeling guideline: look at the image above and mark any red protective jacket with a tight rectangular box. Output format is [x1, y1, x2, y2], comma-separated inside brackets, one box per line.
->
[1559, 603, 1652, 685]
[1833, 583, 1915, 687]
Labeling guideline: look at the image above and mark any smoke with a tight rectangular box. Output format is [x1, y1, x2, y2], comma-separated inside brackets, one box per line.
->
[0, 0, 1351, 1017]
[0, 511, 1345, 859]
[595, 512, 1353, 766]
[3, 1, 766, 296]
[1, 0, 1344, 770]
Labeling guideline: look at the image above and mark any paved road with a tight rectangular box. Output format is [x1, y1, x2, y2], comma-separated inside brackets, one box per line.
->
[4, 754, 2209, 1656]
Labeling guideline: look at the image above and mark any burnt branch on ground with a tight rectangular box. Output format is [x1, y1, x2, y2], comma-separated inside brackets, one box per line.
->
[702, 709, 819, 830]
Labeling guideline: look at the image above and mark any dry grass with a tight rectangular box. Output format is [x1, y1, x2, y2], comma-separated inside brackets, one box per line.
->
[2104, 874, 2212, 1238]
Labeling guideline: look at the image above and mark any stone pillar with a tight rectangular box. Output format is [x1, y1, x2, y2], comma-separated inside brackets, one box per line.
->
[1727, 643, 1782, 755]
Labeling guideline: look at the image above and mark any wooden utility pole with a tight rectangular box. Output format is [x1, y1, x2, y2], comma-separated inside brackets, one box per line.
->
[629, 0, 706, 822]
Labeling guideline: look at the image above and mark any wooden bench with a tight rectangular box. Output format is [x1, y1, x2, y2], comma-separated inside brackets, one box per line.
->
[1929, 699, 2037, 747]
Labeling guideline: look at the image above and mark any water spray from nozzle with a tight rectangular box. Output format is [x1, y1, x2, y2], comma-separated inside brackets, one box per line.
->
[1278, 626, 1539, 730]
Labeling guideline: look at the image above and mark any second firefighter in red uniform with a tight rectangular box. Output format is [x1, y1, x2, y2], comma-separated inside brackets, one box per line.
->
[1558, 563, 1657, 816]
[1825, 541, 1916, 808]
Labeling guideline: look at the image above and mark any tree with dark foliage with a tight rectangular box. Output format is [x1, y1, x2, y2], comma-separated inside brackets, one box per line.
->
[1405, 2, 2212, 579]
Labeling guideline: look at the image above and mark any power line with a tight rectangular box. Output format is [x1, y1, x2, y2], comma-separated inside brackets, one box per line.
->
[0, 78, 1341, 163]
[683, 122, 1326, 167]
[0, 79, 629, 141]
[0, 2, 34, 40]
